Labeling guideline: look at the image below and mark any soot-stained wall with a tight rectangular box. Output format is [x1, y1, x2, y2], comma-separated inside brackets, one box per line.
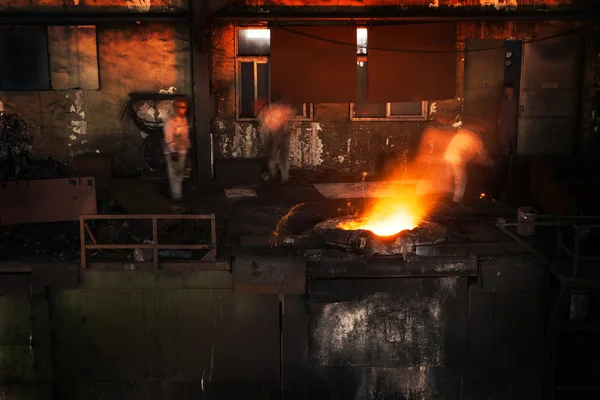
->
[212, 18, 595, 175]
[0, 1, 190, 175]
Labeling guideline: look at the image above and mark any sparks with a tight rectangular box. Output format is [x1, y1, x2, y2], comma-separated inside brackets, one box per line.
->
[271, 203, 306, 247]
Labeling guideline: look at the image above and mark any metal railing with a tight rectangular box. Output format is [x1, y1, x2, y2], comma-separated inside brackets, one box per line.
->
[80, 214, 216, 270]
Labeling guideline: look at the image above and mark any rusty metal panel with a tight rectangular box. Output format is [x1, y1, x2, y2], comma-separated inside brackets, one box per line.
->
[517, 118, 575, 155]
[520, 90, 577, 117]
[0, 178, 97, 225]
[518, 34, 580, 155]
[521, 35, 579, 90]
[308, 277, 467, 398]
[463, 39, 506, 152]
[234, 255, 305, 294]
[72, 152, 113, 191]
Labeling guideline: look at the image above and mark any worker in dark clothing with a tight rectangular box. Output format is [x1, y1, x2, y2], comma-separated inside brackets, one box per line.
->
[497, 81, 519, 200]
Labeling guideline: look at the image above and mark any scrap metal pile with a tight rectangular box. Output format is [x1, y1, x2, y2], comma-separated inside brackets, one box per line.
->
[0, 111, 34, 180]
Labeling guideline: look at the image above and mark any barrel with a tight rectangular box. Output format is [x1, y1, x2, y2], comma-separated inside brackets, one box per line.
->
[517, 207, 537, 236]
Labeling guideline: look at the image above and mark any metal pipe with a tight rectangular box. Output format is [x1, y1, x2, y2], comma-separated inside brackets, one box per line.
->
[188, 0, 197, 181]
[496, 224, 546, 262]
[535, 214, 600, 220]
[214, 11, 600, 22]
[495, 224, 565, 285]
[496, 221, 571, 227]
[0, 12, 189, 25]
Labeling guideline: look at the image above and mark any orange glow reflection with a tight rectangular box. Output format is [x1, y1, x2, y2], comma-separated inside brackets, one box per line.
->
[337, 124, 454, 237]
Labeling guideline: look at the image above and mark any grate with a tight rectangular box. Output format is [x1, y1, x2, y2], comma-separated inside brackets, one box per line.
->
[0, 25, 19, 34]
[569, 291, 589, 321]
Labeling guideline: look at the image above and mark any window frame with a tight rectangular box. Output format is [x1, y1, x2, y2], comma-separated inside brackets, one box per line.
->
[0, 25, 51, 91]
[0, 24, 101, 92]
[234, 26, 313, 122]
[350, 36, 428, 122]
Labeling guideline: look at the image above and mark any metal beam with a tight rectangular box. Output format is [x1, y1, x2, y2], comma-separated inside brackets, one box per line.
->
[0, 11, 189, 25]
[214, 9, 600, 22]
[191, 0, 214, 182]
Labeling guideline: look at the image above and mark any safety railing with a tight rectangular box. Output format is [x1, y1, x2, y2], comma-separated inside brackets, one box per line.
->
[79, 214, 216, 270]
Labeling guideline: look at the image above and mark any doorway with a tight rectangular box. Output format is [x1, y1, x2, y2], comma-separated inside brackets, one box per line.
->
[517, 35, 581, 155]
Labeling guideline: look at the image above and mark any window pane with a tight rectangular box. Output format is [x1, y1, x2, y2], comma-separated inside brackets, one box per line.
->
[239, 62, 255, 118]
[237, 29, 270, 56]
[0, 26, 50, 90]
[257, 62, 269, 101]
[289, 103, 305, 117]
[355, 62, 386, 117]
[390, 101, 424, 116]
[357, 28, 367, 55]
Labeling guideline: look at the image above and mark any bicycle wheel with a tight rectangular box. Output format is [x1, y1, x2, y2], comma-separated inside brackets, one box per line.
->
[141, 135, 166, 171]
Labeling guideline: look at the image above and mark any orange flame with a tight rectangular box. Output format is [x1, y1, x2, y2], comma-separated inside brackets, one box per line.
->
[337, 125, 455, 237]
[338, 193, 426, 236]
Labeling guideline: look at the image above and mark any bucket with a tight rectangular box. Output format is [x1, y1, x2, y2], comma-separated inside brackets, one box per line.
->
[517, 207, 537, 236]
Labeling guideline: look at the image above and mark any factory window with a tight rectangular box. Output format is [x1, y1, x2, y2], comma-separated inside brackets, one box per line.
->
[0, 25, 100, 91]
[350, 28, 427, 121]
[0, 26, 51, 91]
[47, 25, 100, 90]
[235, 27, 313, 121]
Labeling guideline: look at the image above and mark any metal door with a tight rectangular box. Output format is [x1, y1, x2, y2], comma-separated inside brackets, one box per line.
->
[463, 39, 506, 153]
[518, 35, 580, 155]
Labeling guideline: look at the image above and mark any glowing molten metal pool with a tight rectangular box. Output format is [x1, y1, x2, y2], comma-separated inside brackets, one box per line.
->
[337, 196, 427, 237]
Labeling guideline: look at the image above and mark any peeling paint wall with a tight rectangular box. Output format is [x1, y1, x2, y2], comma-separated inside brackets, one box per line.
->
[0, 22, 190, 174]
[212, 19, 592, 175]
[232, 0, 572, 8]
[0, 0, 187, 12]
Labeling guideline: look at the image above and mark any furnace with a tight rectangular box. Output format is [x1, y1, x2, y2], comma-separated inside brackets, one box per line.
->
[313, 217, 447, 259]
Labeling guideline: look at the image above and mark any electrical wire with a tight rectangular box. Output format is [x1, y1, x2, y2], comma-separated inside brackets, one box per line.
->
[277, 20, 600, 54]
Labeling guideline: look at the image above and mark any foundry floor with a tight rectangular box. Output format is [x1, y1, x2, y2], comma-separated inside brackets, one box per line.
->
[0, 174, 532, 264]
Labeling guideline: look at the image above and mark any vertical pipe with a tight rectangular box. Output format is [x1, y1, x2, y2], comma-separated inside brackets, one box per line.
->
[188, 0, 197, 180]
[211, 214, 217, 247]
[573, 227, 581, 277]
[279, 293, 284, 400]
[152, 217, 159, 271]
[79, 215, 86, 269]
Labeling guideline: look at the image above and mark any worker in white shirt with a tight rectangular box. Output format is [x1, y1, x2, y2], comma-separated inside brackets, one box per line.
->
[163, 97, 190, 200]
[256, 98, 294, 183]
[443, 118, 493, 204]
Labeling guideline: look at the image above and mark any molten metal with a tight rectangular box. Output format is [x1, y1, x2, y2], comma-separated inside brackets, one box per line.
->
[338, 196, 426, 237]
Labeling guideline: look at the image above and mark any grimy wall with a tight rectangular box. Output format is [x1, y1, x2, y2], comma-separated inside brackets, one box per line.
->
[3, 0, 598, 176]
[213, 17, 596, 175]
[0, 0, 190, 175]
[0, 258, 547, 400]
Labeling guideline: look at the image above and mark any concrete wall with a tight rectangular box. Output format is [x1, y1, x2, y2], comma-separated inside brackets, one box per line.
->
[212, 19, 594, 175]
[0, 0, 190, 175]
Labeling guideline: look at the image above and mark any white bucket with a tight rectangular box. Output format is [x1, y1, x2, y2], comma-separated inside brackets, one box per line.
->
[517, 206, 537, 236]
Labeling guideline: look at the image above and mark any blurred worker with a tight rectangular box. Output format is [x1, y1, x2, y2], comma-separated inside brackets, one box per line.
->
[497, 81, 519, 200]
[444, 118, 492, 204]
[256, 98, 294, 183]
[413, 113, 460, 196]
[163, 97, 190, 200]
